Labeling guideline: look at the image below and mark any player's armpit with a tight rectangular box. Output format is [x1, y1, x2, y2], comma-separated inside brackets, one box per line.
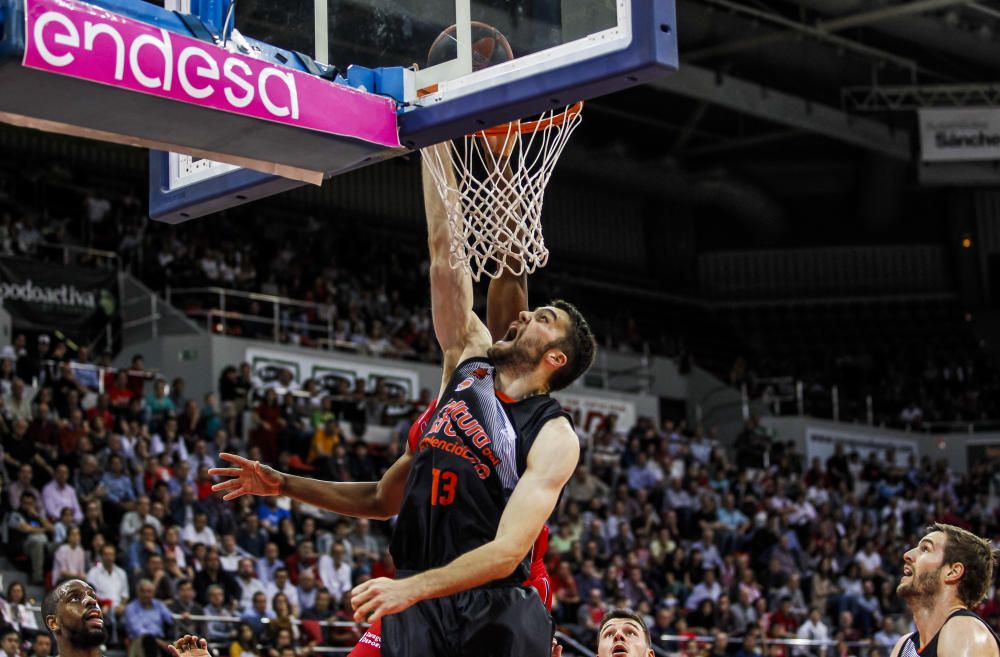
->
[888, 635, 908, 657]
[938, 617, 1000, 657]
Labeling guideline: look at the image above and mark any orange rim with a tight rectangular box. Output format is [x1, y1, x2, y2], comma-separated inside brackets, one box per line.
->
[476, 101, 584, 137]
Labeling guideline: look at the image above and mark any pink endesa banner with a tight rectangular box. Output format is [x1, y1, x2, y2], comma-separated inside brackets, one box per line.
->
[21, 0, 401, 148]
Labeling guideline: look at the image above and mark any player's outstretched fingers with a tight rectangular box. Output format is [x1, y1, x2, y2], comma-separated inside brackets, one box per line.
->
[212, 479, 242, 492]
[207, 467, 242, 477]
[218, 452, 251, 466]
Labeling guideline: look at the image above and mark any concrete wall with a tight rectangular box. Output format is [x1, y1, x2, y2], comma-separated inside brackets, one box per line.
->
[122, 333, 665, 422]
[761, 415, 1000, 474]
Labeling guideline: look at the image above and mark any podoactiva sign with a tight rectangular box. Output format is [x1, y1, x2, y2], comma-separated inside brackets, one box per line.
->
[0, 257, 118, 341]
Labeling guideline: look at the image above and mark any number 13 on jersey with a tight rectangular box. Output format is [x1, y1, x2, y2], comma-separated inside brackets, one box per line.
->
[430, 468, 457, 506]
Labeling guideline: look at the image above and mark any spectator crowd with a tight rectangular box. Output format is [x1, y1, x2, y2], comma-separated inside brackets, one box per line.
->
[2, 330, 1000, 657]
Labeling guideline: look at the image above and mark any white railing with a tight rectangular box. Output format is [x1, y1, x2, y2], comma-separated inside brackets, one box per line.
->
[166, 286, 338, 346]
[30, 241, 121, 270]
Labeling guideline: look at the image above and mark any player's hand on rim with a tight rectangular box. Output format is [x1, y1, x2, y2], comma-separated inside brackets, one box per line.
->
[350, 577, 418, 624]
[208, 452, 283, 500]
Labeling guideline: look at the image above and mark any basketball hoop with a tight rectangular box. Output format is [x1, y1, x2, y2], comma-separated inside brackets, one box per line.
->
[422, 101, 583, 281]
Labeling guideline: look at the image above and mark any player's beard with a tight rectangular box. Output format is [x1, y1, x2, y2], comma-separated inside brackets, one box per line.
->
[897, 566, 942, 605]
[488, 336, 544, 378]
[67, 619, 108, 647]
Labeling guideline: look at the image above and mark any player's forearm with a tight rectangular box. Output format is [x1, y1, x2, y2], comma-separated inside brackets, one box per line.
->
[404, 538, 524, 603]
[486, 271, 528, 341]
[421, 145, 455, 267]
[279, 474, 392, 519]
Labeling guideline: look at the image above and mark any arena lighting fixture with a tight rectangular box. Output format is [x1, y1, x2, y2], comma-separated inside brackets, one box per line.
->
[962, 236, 973, 248]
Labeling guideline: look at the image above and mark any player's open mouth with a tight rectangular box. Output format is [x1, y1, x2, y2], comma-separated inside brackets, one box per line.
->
[902, 567, 913, 577]
[499, 323, 518, 343]
[85, 609, 103, 624]
[612, 643, 628, 657]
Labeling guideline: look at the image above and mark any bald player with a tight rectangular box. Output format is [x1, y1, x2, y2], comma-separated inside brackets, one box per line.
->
[890, 523, 1000, 657]
[42, 581, 214, 657]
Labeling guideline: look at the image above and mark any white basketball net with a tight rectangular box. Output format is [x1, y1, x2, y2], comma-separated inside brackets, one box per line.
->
[421, 103, 583, 281]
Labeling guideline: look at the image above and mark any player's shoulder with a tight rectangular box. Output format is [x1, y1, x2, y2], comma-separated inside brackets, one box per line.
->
[529, 416, 579, 467]
[940, 614, 1000, 657]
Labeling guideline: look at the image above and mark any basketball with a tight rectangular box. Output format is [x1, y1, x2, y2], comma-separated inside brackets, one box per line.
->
[426, 21, 514, 71]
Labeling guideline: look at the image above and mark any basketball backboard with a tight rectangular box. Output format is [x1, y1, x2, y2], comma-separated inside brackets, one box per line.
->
[236, 0, 675, 146]
[0, 0, 675, 221]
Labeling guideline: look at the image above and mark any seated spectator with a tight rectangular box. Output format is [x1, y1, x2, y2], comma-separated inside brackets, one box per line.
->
[318, 542, 352, 604]
[256, 542, 284, 585]
[236, 558, 267, 612]
[686, 568, 722, 611]
[797, 607, 830, 657]
[239, 592, 269, 641]
[160, 525, 188, 570]
[264, 569, 299, 617]
[237, 515, 269, 558]
[52, 507, 77, 544]
[230, 623, 259, 657]
[266, 594, 299, 645]
[300, 588, 336, 646]
[219, 533, 247, 572]
[195, 548, 241, 607]
[295, 571, 320, 613]
[87, 544, 129, 620]
[145, 379, 175, 427]
[41, 464, 83, 524]
[256, 498, 290, 535]
[108, 371, 134, 412]
[168, 579, 205, 639]
[182, 511, 217, 549]
[170, 484, 204, 528]
[5, 379, 34, 422]
[734, 633, 764, 657]
[5, 491, 53, 583]
[52, 525, 88, 582]
[0, 582, 40, 640]
[5, 465, 40, 512]
[124, 579, 174, 657]
[30, 633, 52, 657]
[1, 627, 21, 657]
[120, 497, 162, 548]
[204, 585, 236, 643]
[285, 541, 319, 584]
[307, 419, 341, 476]
[127, 524, 164, 575]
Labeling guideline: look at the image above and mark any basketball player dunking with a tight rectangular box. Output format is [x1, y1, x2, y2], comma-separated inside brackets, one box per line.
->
[211, 143, 592, 656]
[890, 523, 1000, 657]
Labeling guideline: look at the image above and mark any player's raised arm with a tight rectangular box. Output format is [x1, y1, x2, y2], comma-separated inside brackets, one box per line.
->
[348, 416, 580, 622]
[422, 144, 491, 369]
[486, 265, 528, 342]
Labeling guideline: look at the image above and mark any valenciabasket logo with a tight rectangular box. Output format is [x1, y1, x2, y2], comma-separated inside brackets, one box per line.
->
[0, 279, 110, 312]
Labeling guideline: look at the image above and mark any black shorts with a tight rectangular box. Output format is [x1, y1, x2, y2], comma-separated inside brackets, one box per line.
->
[381, 585, 553, 657]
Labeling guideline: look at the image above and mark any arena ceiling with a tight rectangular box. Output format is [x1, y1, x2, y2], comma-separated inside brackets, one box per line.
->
[558, 0, 1000, 248]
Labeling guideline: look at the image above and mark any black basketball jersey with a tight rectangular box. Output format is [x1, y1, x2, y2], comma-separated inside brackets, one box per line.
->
[389, 357, 572, 585]
[900, 609, 1000, 657]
